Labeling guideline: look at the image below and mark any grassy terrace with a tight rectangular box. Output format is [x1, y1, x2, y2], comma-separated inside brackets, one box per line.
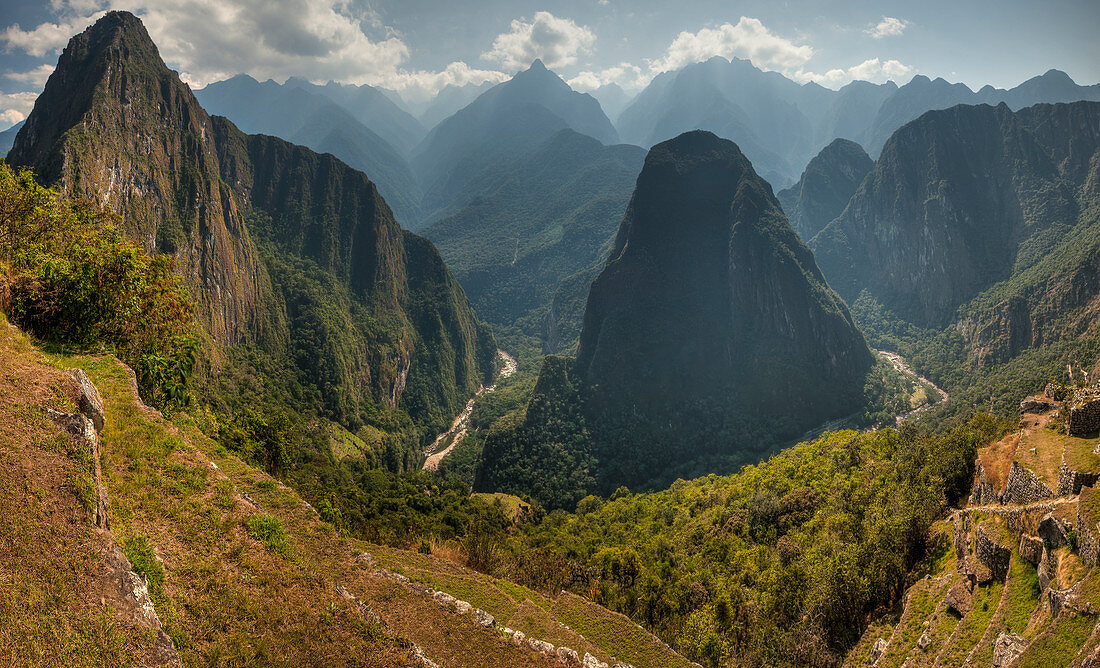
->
[0, 319, 152, 666]
[0, 317, 595, 667]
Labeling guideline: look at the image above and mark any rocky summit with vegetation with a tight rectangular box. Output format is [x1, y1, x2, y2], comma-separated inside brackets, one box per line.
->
[4, 6, 1100, 668]
[8, 11, 497, 468]
[473, 131, 878, 506]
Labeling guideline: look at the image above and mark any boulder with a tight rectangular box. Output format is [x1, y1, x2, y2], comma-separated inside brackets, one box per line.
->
[527, 637, 555, 653]
[869, 638, 889, 665]
[432, 591, 455, 606]
[917, 632, 931, 651]
[992, 632, 1027, 667]
[1038, 513, 1067, 549]
[945, 578, 973, 616]
[1020, 397, 1057, 414]
[556, 647, 581, 665]
[511, 630, 526, 646]
[1019, 534, 1044, 564]
[472, 608, 495, 628]
[454, 600, 472, 614]
[67, 368, 105, 431]
[583, 653, 610, 668]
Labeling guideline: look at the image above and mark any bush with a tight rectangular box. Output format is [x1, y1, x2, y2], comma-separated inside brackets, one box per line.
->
[0, 161, 197, 409]
[245, 514, 291, 557]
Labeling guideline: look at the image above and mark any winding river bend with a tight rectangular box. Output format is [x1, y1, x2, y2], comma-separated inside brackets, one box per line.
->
[422, 349, 517, 471]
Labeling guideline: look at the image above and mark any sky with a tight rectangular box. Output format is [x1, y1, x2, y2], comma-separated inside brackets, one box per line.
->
[0, 0, 1098, 129]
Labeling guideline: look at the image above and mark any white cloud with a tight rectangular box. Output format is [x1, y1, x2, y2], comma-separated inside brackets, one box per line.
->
[568, 62, 646, 92]
[0, 0, 505, 100]
[0, 109, 24, 128]
[6, 64, 55, 88]
[866, 17, 908, 39]
[0, 11, 106, 57]
[649, 17, 813, 75]
[795, 57, 913, 87]
[482, 11, 596, 72]
[386, 61, 508, 104]
[0, 91, 39, 128]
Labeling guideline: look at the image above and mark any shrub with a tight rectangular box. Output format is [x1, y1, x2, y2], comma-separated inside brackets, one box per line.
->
[245, 514, 291, 557]
[0, 161, 197, 409]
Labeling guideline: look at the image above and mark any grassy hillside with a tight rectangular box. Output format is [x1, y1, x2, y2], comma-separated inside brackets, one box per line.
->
[0, 312, 694, 666]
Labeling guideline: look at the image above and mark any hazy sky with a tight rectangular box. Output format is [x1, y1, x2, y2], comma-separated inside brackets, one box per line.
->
[1, 0, 1098, 129]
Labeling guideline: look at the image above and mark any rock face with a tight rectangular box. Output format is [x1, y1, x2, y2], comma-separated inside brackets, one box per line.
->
[9, 11, 259, 345]
[10, 12, 495, 434]
[992, 632, 1028, 668]
[812, 101, 1100, 344]
[777, 138, 873, 240]
[574, 131, 873, 486]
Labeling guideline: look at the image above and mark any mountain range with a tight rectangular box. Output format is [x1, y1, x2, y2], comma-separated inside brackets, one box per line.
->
[194, 75, 423, 226]
[8, 11, 495, 452]
[617, 56, 1100, 187]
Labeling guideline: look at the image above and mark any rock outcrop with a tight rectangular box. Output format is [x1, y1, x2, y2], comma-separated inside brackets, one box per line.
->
[777, 138, 873, 241]
[572, 131, 873, 490]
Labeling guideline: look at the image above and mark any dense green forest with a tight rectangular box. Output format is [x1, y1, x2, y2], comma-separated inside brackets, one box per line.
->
[465, 417, 1006, 666]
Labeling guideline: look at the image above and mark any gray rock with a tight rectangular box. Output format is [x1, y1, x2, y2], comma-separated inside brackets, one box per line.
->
[454, 599, 472, 614]
[472, 608, 495, 627]
[511, 630, 526, 646]
[526, 637, 554, 653]
[916, 632, 931, 651]
[583, 653, 610, 668]
[67, 368, 105, 431]
[992, 632, 1028, 667]
[432, 591, 455, 606]
[1038, 513, 1068, 549]
[945, 578, 973, 616]
[556, 646, 581, 665]
[1020, 397, 1057, 414]
[869, 637, 888, 665]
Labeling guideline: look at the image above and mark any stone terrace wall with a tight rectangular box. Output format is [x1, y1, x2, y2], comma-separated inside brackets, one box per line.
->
[1058, 457, 1100, 496]
[1002, 462, 1055, 505]
[1077, 486, 1100, 567]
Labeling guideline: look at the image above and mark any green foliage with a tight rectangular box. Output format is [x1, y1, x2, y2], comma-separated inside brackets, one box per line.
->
[244, 514, 291, 557]
[121, 536, 167, 608]
[505, 420, 990, 666]
[0, 161, 197, 409]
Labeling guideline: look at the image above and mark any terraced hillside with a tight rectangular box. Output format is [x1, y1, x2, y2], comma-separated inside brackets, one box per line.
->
[847, 387, 1100, 666]
[0, 313, 694, 668]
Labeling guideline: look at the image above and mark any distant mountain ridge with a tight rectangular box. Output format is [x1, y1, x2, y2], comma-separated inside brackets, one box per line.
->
[10, 11, 495, 442]
[617, 57, 1100, 187]
[421, 129, 645, 345]
[777, 138, 873, 240]
[195, 75, 423, 226]
[413, 60, 620, 221]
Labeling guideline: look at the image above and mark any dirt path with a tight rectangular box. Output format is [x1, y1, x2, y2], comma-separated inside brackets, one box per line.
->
[423, 350, 517, 471]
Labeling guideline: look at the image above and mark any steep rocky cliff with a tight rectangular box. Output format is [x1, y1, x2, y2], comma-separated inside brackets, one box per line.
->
[9, 11, 258, 346]
[576, 131, 872, 436]
[10, 12, 495, 438]
[477, 131, 874, 500]
[777, 138, 873, 241]
[812, 101, 1100, 365]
